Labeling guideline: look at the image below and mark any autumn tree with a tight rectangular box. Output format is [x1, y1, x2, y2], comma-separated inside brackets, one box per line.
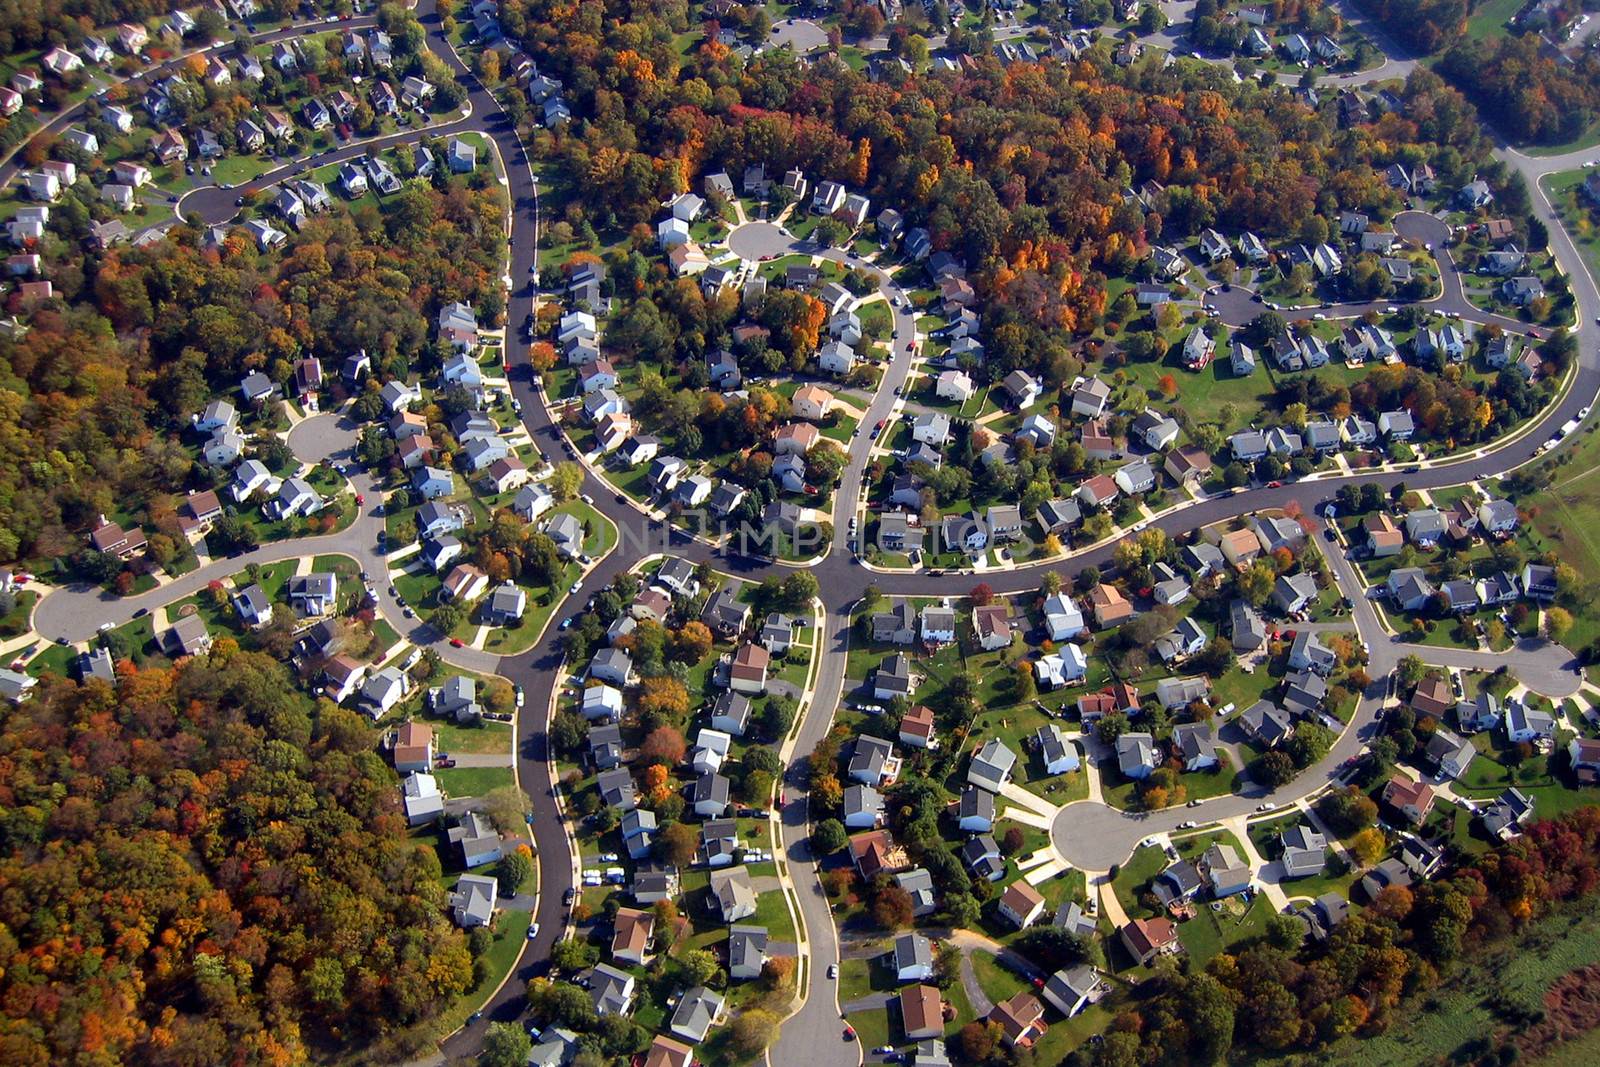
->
[639, 725, 687, 766]
[730, 1009, 780, 1055]
[636, 677, 690, 728]
[872, 885, 915, 930]
[657, 822, 697, 867]
[1350, 827, 1387, 865]
[550, 461, 585, 502]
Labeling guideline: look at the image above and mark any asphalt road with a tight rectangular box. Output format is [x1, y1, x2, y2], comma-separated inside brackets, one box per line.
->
[23, 2, 1600, 1060]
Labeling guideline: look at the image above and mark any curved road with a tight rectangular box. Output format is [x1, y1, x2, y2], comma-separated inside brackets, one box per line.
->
[22, 2, 1600, 1061]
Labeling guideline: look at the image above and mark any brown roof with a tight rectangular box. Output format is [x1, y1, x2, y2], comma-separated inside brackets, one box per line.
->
[973, 603, 1012, 642]
[644, 1036, 693, 1067]
[1572, 737, 1600, 766]
[1383, 774, 1435, 815]
[398, 433, 434, 458]
[1411, 675, 1453, 718]
[849, 829, 894, 878]
[1077, 692, 1116, 716]
[734, 643, 770, 669]
[1123, 916, 1177, 956]
[183, 490, 221, 518]
[988, 991, 1046, 1046]
[1080, 474, 1118, 500]
[1220, 527, 1260, 558]
[1080, 418, 1116, 450]
[1165, 446, 1213, 477]
[324, 654, 363, 685]
[611, 907, 654, 959]
[394, 722, 432, 766]
[775, 422, 821, 448]
[899, 985, 944, 1036]
[793, 384, 833, 410]
[900, 704, 936, 740]
[1000, 880, 1045, 919]
[89, 521, 128, 551]
[1365, 512, 1403, 547]
[1088, 583, 1127, 609]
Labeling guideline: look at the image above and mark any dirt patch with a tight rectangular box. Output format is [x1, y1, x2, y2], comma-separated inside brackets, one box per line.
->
[1512, 963, 1600, 1061]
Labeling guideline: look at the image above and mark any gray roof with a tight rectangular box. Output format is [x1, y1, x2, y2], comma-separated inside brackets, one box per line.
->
[669, 986, 724, 1041]
[728, 925, 769, 972]
[893, 932, 933, 974]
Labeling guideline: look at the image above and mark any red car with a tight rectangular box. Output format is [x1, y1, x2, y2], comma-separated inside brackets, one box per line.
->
[355, 493, 365, 506]
[1266, 480, 1283, 489]
[449, 637, 465, 648]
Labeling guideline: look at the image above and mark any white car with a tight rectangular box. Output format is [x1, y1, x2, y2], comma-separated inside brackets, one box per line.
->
[1581, 406, 1593, 419]
[526, 923, 540, 940]
[828, 964, 839, 979]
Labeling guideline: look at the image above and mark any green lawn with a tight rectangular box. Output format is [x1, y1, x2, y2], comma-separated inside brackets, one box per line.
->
[311, 553, 361, 580]
[1465, 0, 1521, 38]
[971, 950, 1026, 1005]
[1174, 892, 1273, 967]
[434, 765, 515, 798]
[1110, 843, 1169, 918]
[431, 719, 513, 755]
[24, 641, 77, 679]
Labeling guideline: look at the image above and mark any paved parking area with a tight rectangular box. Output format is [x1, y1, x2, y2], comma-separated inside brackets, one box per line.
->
[287, 412, 360, 465]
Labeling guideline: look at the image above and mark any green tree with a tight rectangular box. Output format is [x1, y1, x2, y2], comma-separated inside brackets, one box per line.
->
[682, 948, 721, 986]
[497, 850, 533, 894]
[550, 937, 599, 972]
[780, 571, 820, 610]
[482, 1023, 531, 1067]
[812, 819, 849, 854]
[550, 461, 584, 502]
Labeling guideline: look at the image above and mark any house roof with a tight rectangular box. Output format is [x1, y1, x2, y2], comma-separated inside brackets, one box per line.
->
[900, 985, 944, 1035]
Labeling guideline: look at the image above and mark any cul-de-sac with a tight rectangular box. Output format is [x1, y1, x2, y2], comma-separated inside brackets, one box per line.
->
[7, 1, 1600, 1066]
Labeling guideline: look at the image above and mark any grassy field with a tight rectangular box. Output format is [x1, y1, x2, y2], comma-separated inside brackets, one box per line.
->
[1535, 1026, 1600, 1067]
[1465, 0, 1522, 38]
[431, 719, 513, 755]
[434, 765, 515, 798]
[1334, 906, 1600, 1065]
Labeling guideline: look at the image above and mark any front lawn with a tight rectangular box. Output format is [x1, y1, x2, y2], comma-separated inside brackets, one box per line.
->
[434, 765, 516, 798]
